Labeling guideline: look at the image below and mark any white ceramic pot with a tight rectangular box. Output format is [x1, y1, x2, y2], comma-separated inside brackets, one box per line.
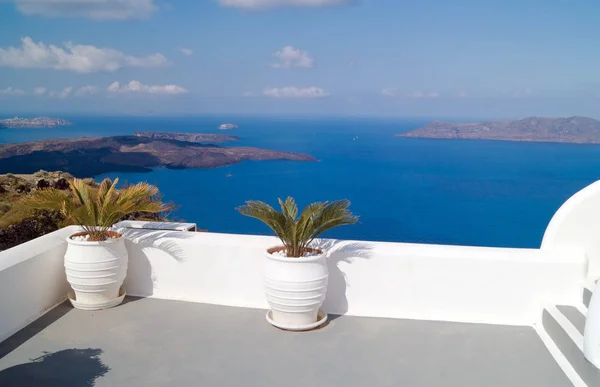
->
[264, 246, 329, 329]
[64, 231, 128, 310]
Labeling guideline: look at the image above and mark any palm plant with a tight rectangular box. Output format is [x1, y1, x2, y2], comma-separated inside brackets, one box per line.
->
[22, 178, 165, 241]
[237, 197, 358, 257]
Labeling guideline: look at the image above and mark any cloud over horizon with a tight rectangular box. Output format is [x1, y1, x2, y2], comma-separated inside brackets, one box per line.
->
[264, 86, 329, 98]
[178, 47, 194, 56]
[33, 87, 46, 96]
[10, 0, 158, 20]
[108, 80, 189, 94]
[219, 0, 350, 8]
[272, 46, 314, 68]
[0, 86, 25, 95]
[75, 85, 100, 96]
[0, 37, 170, 73]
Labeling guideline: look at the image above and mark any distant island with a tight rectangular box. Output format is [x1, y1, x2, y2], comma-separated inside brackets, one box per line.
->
[219, 123, 238, 130]
[397, 116, 600, 144]
[0, 133, 316, 177]
[0, 117, 72, 128]
[134, 131, 238, 143]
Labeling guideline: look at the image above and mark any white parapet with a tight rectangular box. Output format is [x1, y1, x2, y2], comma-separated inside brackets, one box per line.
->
[0, 226, 75, 343]
[119, 229, 586, 326]
[3, 180, 600, 342]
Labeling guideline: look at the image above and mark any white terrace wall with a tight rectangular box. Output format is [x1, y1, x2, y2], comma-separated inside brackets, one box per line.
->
[120, 229, 586, 326]
[1, 180, 599, 342]
[542, 180, 600, 279]
[0, 226, 75, 343]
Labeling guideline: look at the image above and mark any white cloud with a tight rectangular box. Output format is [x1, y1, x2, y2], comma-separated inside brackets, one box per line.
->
[272, 46, 314, 68]
[11, 0, 157, 20]
[454, 91, 467, 98]
[219, 0, 349, 8]
[404, 91, 440, 99]
[55, 86, 73, 98]
[0, 37, 170, 73]
[263, 86, 329, 98]
[107, 80, 189, 95]
[382, 89, 440, 99]
[381, 87, 398, 97]
[75, 85, 99, 96]
[0, 86, 25, 95]
[33, 87, 47, 95]
[178, 47, 194, 56]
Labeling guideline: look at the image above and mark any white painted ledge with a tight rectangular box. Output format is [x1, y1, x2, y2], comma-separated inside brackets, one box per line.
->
[120, 229, 586, 326]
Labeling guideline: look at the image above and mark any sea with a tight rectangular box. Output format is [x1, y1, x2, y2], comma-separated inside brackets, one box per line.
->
[2, 115, 600, 248]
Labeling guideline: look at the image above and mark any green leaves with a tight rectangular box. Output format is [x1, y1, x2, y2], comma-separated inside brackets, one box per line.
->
[237, 197, 357, 258]
[20, 177, 165, 241]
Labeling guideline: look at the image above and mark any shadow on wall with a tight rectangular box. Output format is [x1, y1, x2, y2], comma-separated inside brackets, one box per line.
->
[317, 240, 374, 319]
[0, 348, 109, 387]
[121, 229, 195, 297]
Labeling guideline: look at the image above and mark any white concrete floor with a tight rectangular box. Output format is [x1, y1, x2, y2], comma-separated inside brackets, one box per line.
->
[0, 297, 573, 387]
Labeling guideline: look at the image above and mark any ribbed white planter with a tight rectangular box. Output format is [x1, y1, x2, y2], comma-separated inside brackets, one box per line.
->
[264, 246, 329, 330]
[64, 232, 128, 310]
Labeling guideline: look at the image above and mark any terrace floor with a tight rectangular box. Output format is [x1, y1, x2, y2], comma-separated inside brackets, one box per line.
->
[0, 298, 572, 387]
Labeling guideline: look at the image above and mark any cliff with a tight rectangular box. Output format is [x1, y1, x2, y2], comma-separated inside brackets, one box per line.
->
[134, 131, 238, 143]
[398, 116, 600, 144]
[0, 134, 316, 177]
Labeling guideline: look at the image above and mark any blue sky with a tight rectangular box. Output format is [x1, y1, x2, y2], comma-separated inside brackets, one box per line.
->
[1, 0, 600, 118]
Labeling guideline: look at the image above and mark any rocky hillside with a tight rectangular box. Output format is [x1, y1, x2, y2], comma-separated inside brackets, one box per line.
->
[398, 116, 600, 144]
[0, 134, 316, 177]
[0, 171, 77, 219]
[134, 131, 238, 143]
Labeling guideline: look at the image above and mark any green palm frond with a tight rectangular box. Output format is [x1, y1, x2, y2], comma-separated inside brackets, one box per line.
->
[20, 178, 166, 241]
[237, 197, 357, 257]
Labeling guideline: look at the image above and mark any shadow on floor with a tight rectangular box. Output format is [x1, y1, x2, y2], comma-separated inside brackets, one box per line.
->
[119, 295, 145, 306]
[0, 348, 109, 387]
[0, 301, 72, 359]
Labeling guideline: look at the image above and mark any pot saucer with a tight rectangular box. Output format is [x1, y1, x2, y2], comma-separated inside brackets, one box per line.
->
[266, 309, 328, 331]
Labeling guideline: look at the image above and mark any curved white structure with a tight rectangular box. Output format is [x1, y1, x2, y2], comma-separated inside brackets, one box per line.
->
[64, 234, 128, 310]
[263, 247, 328, 328]
[540, 181, 600, 371]
[542, 181, 600, 278]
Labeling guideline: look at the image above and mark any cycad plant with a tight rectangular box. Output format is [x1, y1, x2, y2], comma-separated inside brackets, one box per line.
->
[237, 197, 358, 257]
[22, 178, 165, 241]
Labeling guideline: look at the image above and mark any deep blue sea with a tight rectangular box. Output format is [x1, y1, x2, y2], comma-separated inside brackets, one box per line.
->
[2, 115, 600, 248]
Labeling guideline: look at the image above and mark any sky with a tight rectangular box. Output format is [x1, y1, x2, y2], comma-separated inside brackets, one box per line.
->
[1, 0, 600, 118]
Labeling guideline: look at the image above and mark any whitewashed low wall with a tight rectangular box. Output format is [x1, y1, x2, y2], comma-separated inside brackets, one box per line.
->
[542, 181, 600, 278]
[0, 226, 74, 343]
[120, 229, 586, 326]
[2, 180, 600, 342]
